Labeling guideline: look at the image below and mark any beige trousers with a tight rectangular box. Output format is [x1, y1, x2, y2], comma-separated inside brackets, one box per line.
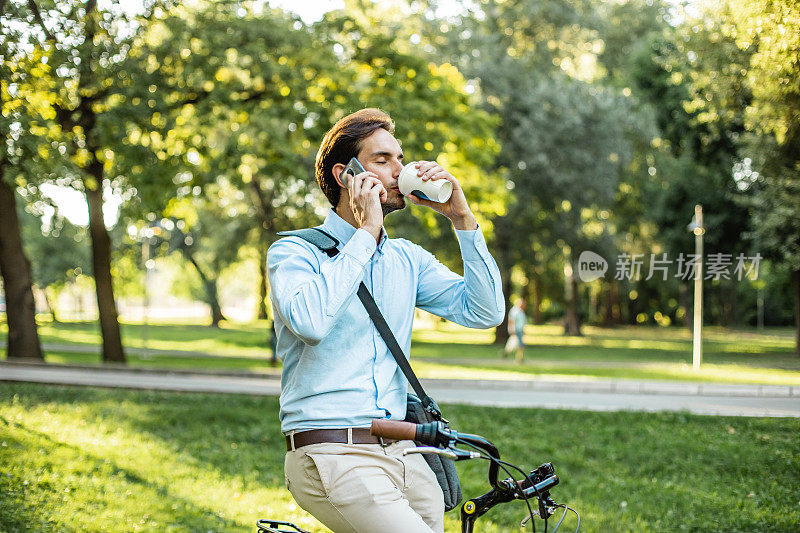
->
[284, 439, 445, 533]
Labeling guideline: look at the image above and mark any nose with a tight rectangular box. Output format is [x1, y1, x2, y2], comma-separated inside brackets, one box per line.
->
[392, 158, 404, 177]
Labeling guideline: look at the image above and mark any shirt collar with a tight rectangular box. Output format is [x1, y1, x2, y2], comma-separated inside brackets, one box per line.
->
[323, 208, 388, 253]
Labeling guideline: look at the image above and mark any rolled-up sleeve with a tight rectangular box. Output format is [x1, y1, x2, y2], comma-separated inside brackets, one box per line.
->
[415, 226, 505, 328]
[267, 229, 377, 345]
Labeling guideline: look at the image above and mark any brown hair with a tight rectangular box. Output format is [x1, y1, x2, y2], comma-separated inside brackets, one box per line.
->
[315, 108, 395, 206]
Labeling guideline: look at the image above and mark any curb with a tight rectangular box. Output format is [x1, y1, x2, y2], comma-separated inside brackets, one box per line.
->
[421, 377, 798, 398]
[2, 360, 795, 398]
[0, 360, 281, 379]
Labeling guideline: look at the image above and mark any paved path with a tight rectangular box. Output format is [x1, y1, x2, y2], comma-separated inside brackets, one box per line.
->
[3, 361, 798, 417]
[40, 342, 270, 359]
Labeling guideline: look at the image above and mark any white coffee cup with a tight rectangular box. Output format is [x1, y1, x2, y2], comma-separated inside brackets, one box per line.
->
[398, 162, 453, 203]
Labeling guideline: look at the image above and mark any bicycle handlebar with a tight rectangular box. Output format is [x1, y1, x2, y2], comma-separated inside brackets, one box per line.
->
[370, 419, 418, 441]
[371, 419, 503, 490]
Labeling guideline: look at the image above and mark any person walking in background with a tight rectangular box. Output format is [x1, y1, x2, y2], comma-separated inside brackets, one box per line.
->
[504, 297, 527, 363]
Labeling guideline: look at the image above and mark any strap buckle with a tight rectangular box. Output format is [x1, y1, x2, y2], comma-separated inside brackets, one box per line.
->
[423, 397, 448, 425]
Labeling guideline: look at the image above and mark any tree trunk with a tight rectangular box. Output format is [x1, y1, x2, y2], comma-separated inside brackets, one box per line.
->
[611, 281, 621, 325]
[589, 283, 600, 325]
[794, 268, 800, 355]
[257, 246, 268, 319]
[85, 181, 125, 362]
[250, 180, 277, 323]
[42, 287, 59, 323]
[0, 177, 44, 361]
[532, 276, 543, 324]
[492, 223, 512, 345]
[494, 274, 512, 345]
[206, 280, 225, 327]
[601, 281, 613, 327]
[727, 280, 737, 327]
[182, 249, 226, 327]
[564, 271, 582, 336]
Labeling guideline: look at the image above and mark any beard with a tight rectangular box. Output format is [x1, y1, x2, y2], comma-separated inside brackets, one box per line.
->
[381, 190, 406, 216]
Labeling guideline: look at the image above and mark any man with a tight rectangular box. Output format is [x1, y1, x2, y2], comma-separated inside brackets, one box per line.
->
[267, 108, 504, 532]
[504, 297, 527, 363]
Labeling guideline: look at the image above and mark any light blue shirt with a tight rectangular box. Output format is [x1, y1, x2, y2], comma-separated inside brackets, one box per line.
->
[268, 208, 505, 433]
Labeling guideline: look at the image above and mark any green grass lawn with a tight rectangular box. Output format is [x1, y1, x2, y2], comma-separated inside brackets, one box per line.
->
[1, 383, 798, 532]
[6, 319, 274, 358]
[2, 319, 799, 385]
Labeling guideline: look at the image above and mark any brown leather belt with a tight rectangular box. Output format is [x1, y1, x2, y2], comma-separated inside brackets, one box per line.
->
[285, 428, 397, 451]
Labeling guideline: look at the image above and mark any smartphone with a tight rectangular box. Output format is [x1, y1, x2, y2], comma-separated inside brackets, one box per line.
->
[341, 157, 366, 187]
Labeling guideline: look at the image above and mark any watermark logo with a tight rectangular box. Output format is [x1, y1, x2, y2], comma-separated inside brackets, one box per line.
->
[575, 251, 762, 282]
[578, 250, 608, 282]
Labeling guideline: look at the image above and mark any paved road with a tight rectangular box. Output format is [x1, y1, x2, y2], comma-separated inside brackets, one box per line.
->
[1, 362, 798, 417]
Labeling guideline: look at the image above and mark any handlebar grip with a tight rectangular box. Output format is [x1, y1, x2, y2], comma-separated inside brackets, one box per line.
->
[370, 419, 417, 441]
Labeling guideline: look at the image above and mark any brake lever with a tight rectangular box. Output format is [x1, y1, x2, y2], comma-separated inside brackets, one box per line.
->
[403, 446, 458, 459]
[452, 447, 483, 460]
[520, 511, 538, 527]
[520, 498, 558, 527]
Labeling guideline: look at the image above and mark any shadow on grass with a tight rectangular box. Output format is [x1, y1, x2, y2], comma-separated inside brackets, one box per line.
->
[0, 413, 248, 531]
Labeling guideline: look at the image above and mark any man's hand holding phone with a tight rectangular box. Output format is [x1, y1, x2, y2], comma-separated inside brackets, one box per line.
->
[340, 158, 386, 243]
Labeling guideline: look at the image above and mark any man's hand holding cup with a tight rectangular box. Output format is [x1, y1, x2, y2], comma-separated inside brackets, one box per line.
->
[401, 161, 477, 231]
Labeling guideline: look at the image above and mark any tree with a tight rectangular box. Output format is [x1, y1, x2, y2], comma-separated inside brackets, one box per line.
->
[4, 1, 163, 363]
[722, 0, 800, 351]
[0, 0, 50, 360]
[164, 179, 253, 327]
[421, 0, 638, 339]
[30, 0, 190, 363]
[124, 2, 345, 321]
[0, 185, 43, 360]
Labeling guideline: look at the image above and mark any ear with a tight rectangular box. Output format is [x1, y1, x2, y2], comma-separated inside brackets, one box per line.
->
[332, 163, 346, 188]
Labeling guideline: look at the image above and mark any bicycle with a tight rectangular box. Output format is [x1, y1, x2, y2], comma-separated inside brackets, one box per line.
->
[257, 419, 579, 533]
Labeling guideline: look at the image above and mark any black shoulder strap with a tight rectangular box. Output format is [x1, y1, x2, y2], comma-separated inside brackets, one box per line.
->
[280, 226, 441, 419]
[278, 228, 340, 257]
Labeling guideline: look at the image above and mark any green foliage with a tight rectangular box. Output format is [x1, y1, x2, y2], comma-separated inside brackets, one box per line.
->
[315, 4, 503, 263]
[720, 0, 800, 272]
[629, 27, 751, 252]
[18, 202, 89, 292]
[166, 181, 253, 274]
[123, 1, 342, 225]
[724, 0, 800, 145]
[1, 2, 72, 188]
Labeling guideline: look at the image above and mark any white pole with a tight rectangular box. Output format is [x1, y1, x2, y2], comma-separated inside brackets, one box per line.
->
[692, 204, 704, 370]
[142, 233, 150, 358]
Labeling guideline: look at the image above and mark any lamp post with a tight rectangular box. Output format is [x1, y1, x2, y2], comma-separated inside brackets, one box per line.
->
[142, 228, 153, 358]
[130, 221, 163, 359]
[687, 205, 704, 370]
